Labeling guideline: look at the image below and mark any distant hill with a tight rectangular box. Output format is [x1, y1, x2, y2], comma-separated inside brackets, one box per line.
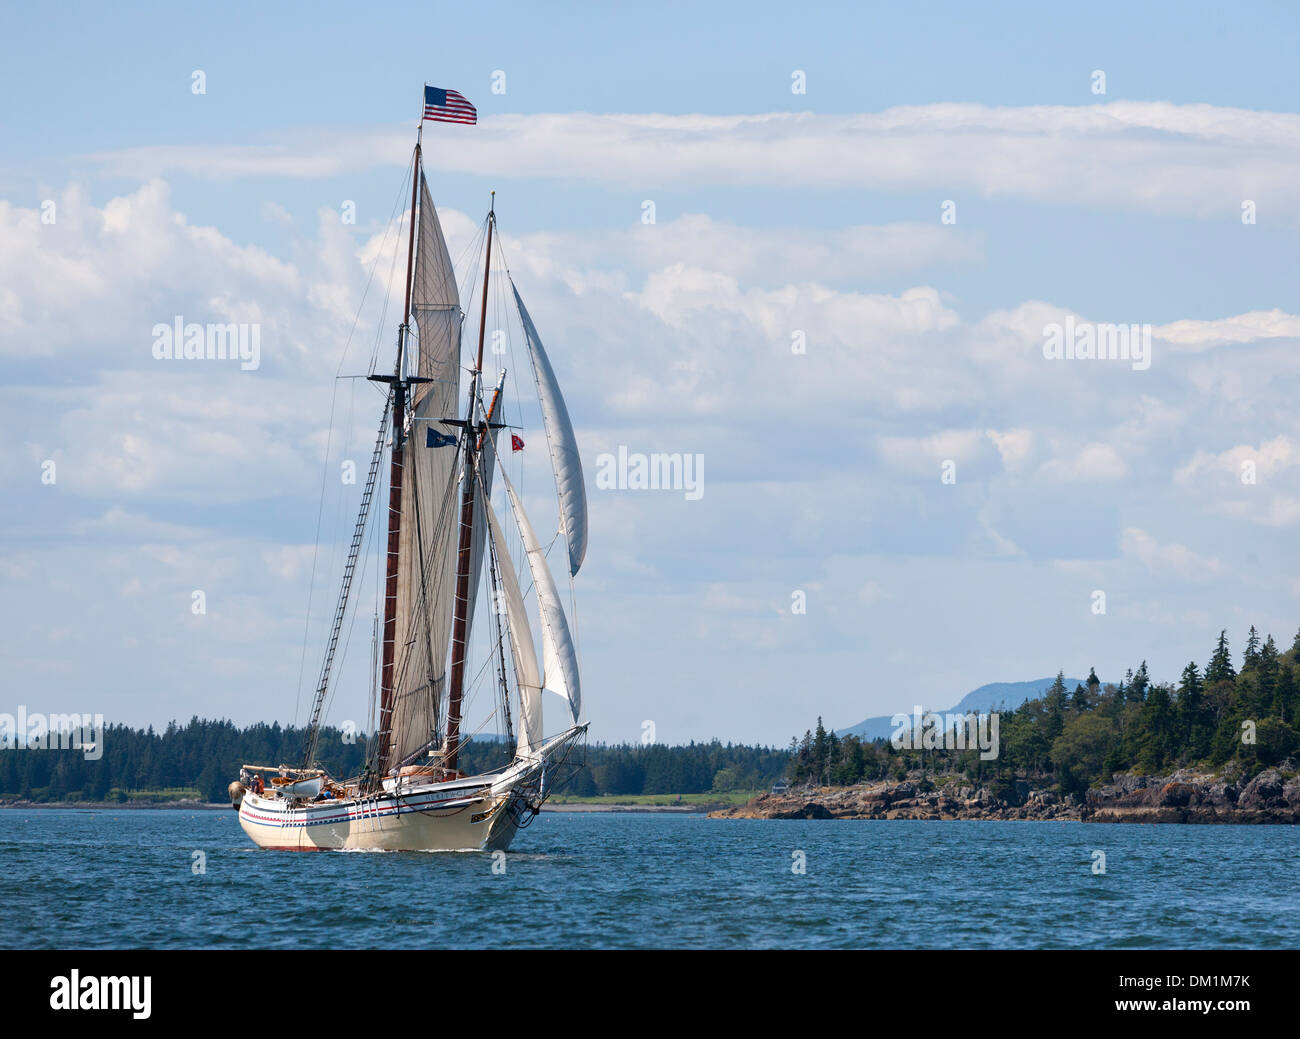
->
[836, 678, 1087, 742]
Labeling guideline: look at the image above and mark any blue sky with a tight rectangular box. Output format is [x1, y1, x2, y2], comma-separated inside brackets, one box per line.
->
[3, 1, 1300, 746]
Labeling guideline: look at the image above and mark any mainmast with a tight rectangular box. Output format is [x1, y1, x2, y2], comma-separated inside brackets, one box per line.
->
[373, 139, 423, 778]
[444, 192, 496, 773]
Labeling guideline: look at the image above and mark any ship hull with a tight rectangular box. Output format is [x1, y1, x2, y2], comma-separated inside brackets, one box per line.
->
[238, 777, 524, 852]
[235, 726, 585, 852]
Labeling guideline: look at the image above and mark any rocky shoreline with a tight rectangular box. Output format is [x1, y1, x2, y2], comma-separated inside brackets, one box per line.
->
[708, 766, 1300, 824]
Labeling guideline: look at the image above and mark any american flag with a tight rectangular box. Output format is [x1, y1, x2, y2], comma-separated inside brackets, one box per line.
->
[423, 86, 476, 125]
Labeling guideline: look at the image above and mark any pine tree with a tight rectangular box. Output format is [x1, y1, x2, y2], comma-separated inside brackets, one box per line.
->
[812, 718, 828, 782]
[1244, 626, 1262, 670]
[1071, 683, 1090, 713]
[1130, 661, 1150, 703]
[1178, 661, 1206, 756]
[1276, 664, 1299, 725]
[1044, 671, 1068, 739]
[1259, 635, 1281, 715]
[1206, 630, 1236, 684]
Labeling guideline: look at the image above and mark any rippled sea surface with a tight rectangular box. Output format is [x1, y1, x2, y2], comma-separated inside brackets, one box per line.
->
[3, 809, 1297, 949]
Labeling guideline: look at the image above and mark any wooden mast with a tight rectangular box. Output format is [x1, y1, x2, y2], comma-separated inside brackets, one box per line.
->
[444, 193, 495, 774]
[374, 139, 422, 778]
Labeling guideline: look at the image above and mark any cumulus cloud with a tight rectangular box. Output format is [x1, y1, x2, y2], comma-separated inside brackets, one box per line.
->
[4, 172, 1296, 736]
[1174, 436, 1300, 484]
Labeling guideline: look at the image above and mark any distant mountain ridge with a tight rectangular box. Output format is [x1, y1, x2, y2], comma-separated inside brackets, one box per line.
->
[836, 677, 1087, 742]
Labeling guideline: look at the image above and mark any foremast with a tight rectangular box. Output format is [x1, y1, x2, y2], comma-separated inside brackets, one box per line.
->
[444, 193, 496, 774]
[372, 137, 423, 779]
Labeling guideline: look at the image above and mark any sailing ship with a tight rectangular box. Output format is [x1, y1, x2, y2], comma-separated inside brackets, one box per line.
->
[230, 90, 589, 851]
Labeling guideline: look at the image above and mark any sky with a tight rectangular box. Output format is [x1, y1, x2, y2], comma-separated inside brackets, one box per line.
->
[2, 1, 1300, 747]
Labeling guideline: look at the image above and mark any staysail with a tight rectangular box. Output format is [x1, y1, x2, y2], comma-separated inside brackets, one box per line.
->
[499, 468, 582, 723]
[512, 282, 588, 577]
[483, 495, 543, 757]
[461, 410, 500, 662]
[390, 174, 462, 766]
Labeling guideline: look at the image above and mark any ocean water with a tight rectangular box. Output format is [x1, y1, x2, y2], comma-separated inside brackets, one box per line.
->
[2, 809, 1297, 949]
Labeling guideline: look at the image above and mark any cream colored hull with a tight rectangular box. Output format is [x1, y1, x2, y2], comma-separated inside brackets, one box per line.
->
[235, 726, 585, 852]
[238, 779, 523, 852]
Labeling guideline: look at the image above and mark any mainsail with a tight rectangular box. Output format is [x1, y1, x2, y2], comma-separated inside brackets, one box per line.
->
[512, 282, 588, 577]
[499, 468, 582, 724]
[390, 174, 462, 766]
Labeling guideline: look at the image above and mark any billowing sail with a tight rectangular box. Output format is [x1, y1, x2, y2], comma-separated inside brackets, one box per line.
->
[484, 496, 542, 758]
[390, 175, 462, 767]
[499, 469, 581, 723]
[512, 282, 588, 577]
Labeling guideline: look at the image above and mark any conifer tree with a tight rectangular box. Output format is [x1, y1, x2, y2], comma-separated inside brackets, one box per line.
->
[1071, 683, 1090, 713]
[1130, 661, 1150, 703]
[1206, 630, 1236, 684]
[1244, 625, 1262, 670]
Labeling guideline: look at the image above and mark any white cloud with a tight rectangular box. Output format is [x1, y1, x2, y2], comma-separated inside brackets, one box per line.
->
[1218, 496, 1300, 528]
[515, 214, 982, 286]
[1174, 436, 1300, 484]
[1037, 442, 1129, 483]
[986, 428, 1034, 472]
[1154, 309, 1300, 351]
[1120, 527, 1225, 581]
[88, 102, 1300, 217]
[877, 429, 991, 475]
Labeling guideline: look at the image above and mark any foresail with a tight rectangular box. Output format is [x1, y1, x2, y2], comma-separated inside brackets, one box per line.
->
[511, 282, 588, 577]
[391, 174, 462, 766]
[499, 469, 582, 724]
[461, 420, 499, 661]
[484, 496, 543, 758]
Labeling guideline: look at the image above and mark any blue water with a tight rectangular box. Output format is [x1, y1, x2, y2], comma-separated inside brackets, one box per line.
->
[2, 810, 1297, 948]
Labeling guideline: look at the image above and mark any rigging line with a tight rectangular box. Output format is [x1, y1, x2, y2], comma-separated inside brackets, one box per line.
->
[491, 254, 529, 570]
[319, 441, 384, 740]
[482, 468, 516, 755]
[293, 165, 410, 732]
[367, 168, 415, 374]
[457, 213, 492, 348]
[302, 395, 392, 767]
[451, 218, 488, 303]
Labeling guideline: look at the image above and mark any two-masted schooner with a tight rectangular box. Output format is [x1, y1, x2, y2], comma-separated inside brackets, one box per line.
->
[230, 87, 589, 851]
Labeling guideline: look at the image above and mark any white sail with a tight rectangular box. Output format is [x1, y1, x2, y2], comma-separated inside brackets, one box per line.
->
[391, 174, 462, 766]
[461, 415, 500, 658]
[499, 469, 582, 723]
[483, 495, 543, 758]
[511, 282, 588, 577]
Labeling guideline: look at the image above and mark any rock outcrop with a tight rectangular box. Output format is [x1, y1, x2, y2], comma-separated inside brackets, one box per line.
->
[709, 766, 1300, 823]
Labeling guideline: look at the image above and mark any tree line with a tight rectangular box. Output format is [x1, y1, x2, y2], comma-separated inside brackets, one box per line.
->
[0, 717, 790, 803]
[788, 625, 1300, 795]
